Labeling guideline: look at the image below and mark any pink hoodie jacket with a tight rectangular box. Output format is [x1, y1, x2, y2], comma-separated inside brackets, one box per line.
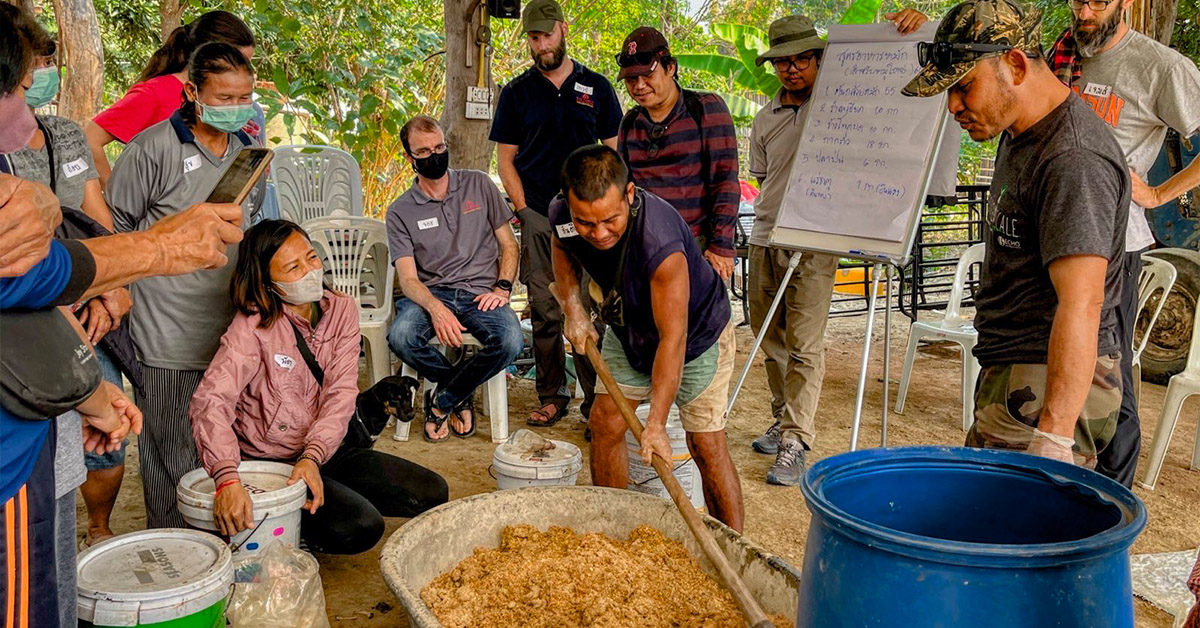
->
[190, 291, 360, 486]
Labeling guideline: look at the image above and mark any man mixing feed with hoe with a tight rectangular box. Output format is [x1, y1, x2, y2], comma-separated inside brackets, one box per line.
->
[551, 145, 744, 531]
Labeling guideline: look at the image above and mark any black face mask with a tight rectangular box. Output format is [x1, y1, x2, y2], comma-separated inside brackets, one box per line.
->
[413, 150, 450, 180]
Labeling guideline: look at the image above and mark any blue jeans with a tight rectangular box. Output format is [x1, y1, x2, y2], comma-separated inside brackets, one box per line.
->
[83, 347, 128, 471]
[388, 287, 523, 412]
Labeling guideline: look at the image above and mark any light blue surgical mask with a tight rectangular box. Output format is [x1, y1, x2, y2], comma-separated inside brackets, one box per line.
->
[197, 100, 255, 134]
[25, 67, 59, 108]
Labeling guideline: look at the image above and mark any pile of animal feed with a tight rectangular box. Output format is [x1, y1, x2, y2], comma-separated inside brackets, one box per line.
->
[420, 524, 791, 628]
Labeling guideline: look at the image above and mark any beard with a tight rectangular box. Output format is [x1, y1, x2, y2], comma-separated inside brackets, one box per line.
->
[532, 38, 567, 72]
[1072, 7, 1122, 56]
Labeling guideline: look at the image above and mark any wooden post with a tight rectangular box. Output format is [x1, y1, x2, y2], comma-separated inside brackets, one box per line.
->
[441, 0, 494, 172]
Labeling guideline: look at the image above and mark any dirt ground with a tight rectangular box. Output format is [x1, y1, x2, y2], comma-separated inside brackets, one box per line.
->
[88, 313, 1200, 627]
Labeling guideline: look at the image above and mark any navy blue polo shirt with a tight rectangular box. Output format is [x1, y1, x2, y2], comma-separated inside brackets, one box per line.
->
[489, 61, 623, 214]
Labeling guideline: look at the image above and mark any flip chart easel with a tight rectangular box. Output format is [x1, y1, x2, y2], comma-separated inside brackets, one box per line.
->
[726, 22, 948, 451]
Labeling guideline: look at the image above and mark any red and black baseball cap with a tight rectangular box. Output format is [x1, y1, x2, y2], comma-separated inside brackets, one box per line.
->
[616, 26, 670, 80]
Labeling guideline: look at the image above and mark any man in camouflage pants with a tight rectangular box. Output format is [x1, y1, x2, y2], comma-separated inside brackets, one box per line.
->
[903, 0, 1128, 465]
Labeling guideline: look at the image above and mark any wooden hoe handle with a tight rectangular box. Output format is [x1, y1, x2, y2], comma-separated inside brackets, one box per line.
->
[583, 339, 775, 628]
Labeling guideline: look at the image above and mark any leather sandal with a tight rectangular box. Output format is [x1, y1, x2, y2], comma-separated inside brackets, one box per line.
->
[423, 389, 450, 443]
[527, 403, 567, 428]
[451, 396, 476, 439]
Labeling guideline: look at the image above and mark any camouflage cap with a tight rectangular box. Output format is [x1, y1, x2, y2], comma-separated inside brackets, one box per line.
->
[902, 0, 1042, 97]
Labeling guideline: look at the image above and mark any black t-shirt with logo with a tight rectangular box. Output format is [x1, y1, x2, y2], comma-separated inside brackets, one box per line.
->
[973, 94, 1130, 365]
[489, 62, 623, 214]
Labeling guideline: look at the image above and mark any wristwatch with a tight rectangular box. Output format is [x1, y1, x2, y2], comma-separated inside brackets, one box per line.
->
[495, 279, 513, 293]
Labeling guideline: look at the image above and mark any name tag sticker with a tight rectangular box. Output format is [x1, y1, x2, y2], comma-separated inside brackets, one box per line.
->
[1082, 82, 1112, 99]
[417, 217, 439, 230]
[556, 222, 578, 238]
[274, 354, 295, 370]
[573, 83, 594, 96]
[183, 155, 203, 174]
[62, 158, 89, 178]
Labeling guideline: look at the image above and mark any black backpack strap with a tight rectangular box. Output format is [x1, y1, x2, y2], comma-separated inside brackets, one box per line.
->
[680, 89, 709, 187]
[618, 107, 640, 167]
[290, 324, 324, 387]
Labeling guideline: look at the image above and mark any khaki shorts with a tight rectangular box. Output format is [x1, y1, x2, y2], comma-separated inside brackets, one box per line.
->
[966, 353, 1123, 468]
[595, 322, 736, 433]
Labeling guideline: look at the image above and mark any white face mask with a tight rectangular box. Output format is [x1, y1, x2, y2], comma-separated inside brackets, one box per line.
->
[275, 268, 324, 305]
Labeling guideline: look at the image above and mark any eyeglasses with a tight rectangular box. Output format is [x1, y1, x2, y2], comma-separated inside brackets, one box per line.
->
[918, 41, 1014, 71]
[771, 54, 818, 72]
[1067, 0, 1115, 10]
[615, 48, 665, 68]
[410, 143, 447, 159]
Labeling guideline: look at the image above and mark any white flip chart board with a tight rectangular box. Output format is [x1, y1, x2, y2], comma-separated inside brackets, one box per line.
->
[770, 22, 949, 264]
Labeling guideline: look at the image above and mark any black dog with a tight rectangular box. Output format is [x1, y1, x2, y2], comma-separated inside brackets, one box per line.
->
[345, 375, 420, 448]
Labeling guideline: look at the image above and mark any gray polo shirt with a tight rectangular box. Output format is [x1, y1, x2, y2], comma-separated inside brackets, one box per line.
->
[748, 90, 810, 247]
[106, 111, 263, 370]
[2, 115, 98, 210]
[386, 169, 511, 295]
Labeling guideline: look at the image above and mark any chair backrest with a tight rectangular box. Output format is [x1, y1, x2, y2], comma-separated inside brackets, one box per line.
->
[304, 217, 393, 319]
[1134, 255, 1177, 365]
[942, 243, 985, 324]
[273, 145, 364, 224]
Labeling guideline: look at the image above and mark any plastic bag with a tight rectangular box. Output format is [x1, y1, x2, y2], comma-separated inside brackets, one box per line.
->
[227, 541, 331, 628]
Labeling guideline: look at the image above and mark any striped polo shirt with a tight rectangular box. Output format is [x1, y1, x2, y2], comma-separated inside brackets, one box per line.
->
[617, 89, 741, 257]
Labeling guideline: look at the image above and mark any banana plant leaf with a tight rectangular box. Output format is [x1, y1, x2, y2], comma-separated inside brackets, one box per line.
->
[840, 0, 886, 24]
[713, 91, 763, 119]
[710, 23, 780, 97]
[676, 54, 768, 94]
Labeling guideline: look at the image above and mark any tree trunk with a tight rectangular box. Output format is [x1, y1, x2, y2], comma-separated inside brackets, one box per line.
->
[1129, 0, 1179, 44]
[52, 0, 104, 123]
[4, 0, 35, 16]
[442, 0, 494, 172]
[159, 0, 183, 42]
[1149, 0, 1179, 45]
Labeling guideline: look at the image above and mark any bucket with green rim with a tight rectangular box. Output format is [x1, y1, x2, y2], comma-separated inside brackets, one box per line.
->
[77, 528, 233, 627]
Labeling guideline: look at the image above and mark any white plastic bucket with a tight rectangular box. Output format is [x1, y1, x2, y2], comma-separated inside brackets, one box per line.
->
[626, 404, 705, 510]
[492, 435, 583, 490]
[76, 528, 233, 627]
[177, 461, 308, 556]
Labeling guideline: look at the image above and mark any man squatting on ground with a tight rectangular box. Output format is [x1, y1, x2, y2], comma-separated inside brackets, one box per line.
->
[905, 0, 1130, 466]
[551, 145, 745, 531]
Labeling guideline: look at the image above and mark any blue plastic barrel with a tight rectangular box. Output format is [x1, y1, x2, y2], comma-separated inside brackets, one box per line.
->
[798, 446, 1146, 628]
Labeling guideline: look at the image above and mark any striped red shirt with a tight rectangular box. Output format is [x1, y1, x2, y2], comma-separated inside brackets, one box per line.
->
[618, 90, 741, 257]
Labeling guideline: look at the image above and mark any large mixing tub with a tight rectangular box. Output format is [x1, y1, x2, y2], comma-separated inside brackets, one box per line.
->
[379, 486, 800, 628]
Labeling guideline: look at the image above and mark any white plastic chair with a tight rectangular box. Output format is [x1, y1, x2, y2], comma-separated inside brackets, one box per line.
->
[895, 243, 984, 432]
[1138, 258, 1200, 490]
[392, 334, 509, 444]
[304, 216, 394, 386]
[273, 145, 364, 224]
[1131, 256, 1177, 408]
